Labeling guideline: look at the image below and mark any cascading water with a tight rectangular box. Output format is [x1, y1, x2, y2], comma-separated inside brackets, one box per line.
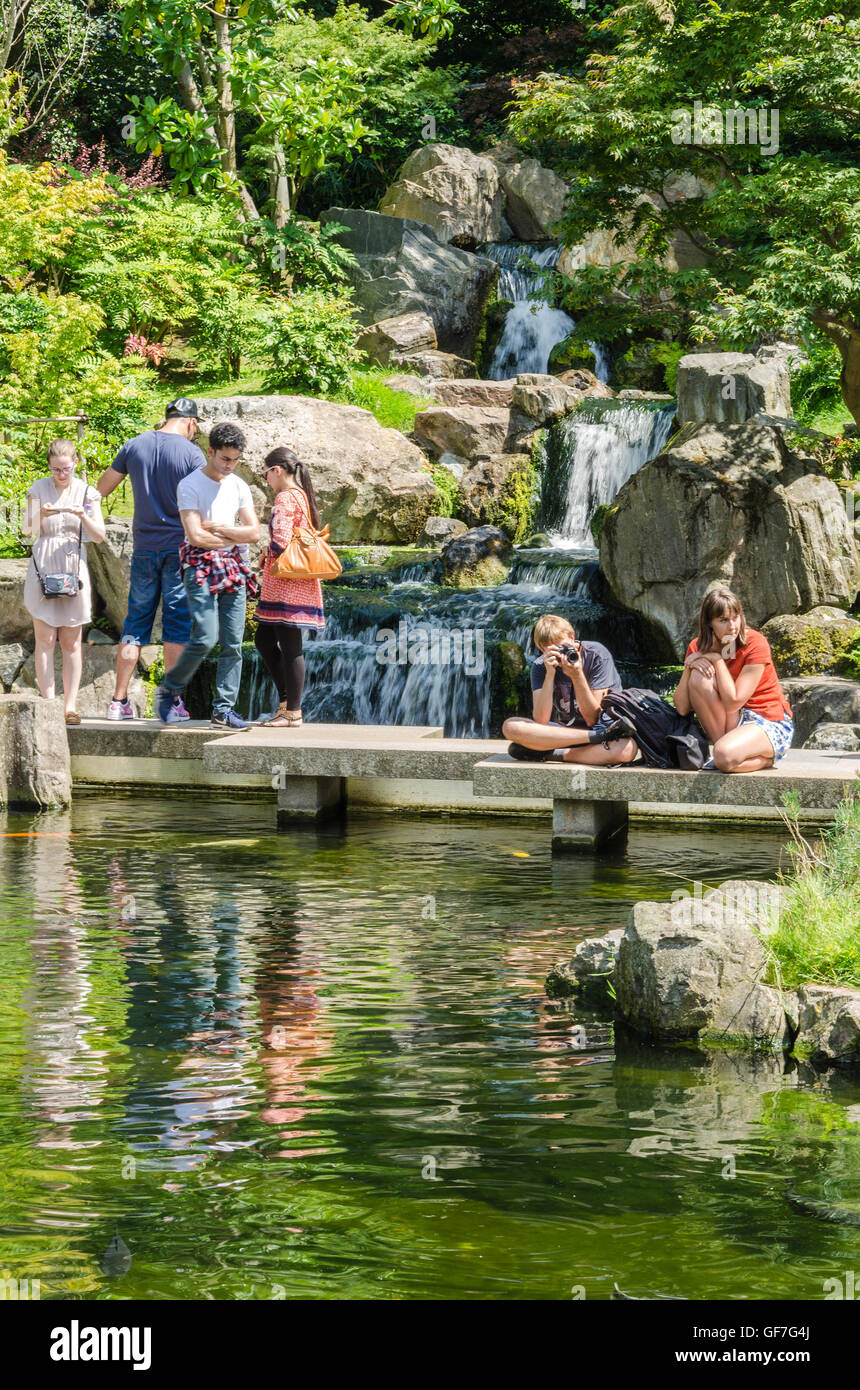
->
[483, 242, 609, 383]
[541, 399, 676, 547]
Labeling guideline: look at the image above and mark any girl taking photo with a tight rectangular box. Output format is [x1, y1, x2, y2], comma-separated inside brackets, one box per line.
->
[254, 446, 325, 727]
[23, 439, 106, 725]
[673, 586, 793, 772]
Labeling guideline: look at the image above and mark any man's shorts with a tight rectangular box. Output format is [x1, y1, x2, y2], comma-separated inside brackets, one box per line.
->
[738, 707, 794, 762]
[121, 548, 191, 647]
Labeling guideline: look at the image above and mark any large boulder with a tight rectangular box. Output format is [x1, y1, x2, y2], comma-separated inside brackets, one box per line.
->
[511, 372, 583, 424]
[413, 405, 522, 461]
[389, 349, 477, 379]
[356, 311, 436, 366]
[87, 517, 140, 639]
[197, 395, 437, 544]
[319, 207, 497, 359]
[458, 454, 534, 533]
[803, 722, 860, 751]
[555, 368, 615, 399]
[499, 157, 567, 240]
[599, 420, 860, 659]
[762, 606, 860, 678]
[0, 694, 71, 808]
[441, 524, 512, 589]
[378, 143, 504, 248]
[781, 676, 860, 746]
[676, 349, 793, 424]
[431, 379, 516, 408]
[0, 641, 30, 689]
[0, 557, 32, 645]
[614, 884, 790, 1048]
[12, 641, 154, 718]
[794, 985, 860, 1064]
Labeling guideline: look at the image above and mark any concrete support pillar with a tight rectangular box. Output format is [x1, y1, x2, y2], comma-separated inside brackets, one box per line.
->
[277, 775, 345, 826]
[552, 798, 628, 853]
[0, 694, 71, 808]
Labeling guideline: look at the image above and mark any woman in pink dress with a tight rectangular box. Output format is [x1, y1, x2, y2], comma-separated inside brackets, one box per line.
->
[254, 447, 325, 727]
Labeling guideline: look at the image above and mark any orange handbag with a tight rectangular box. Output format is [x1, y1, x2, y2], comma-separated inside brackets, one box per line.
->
[269, 492, 342, 582]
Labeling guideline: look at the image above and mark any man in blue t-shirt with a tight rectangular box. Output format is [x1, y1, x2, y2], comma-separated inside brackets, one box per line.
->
[502, 614, 638, 765]
[96, 398, 203, 719]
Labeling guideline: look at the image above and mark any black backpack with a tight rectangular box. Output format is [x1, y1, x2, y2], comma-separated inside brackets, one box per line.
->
[601, 688, 710, 771]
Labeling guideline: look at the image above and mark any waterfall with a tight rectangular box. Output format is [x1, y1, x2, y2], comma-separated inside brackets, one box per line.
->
[483, 242, 608, 382]
[541, 400, 676, 548]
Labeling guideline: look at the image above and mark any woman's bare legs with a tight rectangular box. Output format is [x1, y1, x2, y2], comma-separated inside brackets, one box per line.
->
[502, 716, 593, 751]
[57, 625, 83, 714]
[713, 723, 774, 773]
[33, 618, 58, 699]
[687, 666, 740, 743]
[562, 737, 638, 765]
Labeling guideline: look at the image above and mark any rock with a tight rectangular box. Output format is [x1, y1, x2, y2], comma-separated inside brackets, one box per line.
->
[555, 368, 615, 399]
[762, 606, 860, 678]
[794, 985, 860, 1063]
[549, 333, 597, 375]
[0, 694, 71, 808]
[320, 207, 497, 359]
[197, 395, 436, 544]
[0, 641, 29, 689]
[418, 515, 467, 547]
[436, 452, 467, 479]
[441, 525, 512, 588]
[390, 350, 477, 379]
[618, 389, 675, 402]
[383, 374, 434, 398]
[676, 350, 792, 424]
[85, 627, 116, 645]
[547, 928, 623, 1000]
[458, 454, 534, 534]
[500, 157, 567, 240]
[803, 722, 860, 751]
[614, 884, 790, 1048]
[87, 518, 140, 639]
[356, 311, 437, 366]
[378, 143, 504, 248]
[413, 405, 521, 461]
[781, 676, 860, 746]
[12, 642, 148, 718]
[599, 420, 860, 659]
[511, 372, 582, 424]
[431, 379, 516, 408]
[0, 557, 33, 645]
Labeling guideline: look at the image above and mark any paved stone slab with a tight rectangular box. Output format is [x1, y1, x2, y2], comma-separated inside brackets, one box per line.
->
[472, 748, 860, 810]
[203, 726, 504, 781]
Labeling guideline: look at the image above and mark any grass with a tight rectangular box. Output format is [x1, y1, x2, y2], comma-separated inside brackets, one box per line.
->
[177, 364, 433, 433]
[763, 792, 860, 990]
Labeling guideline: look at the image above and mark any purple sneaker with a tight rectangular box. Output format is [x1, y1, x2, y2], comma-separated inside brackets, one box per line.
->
[172, 696, 191, 720]
[107, 699, 134, 721]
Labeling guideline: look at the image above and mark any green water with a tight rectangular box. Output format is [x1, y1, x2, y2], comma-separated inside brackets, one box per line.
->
[1, 796, 859, 1301]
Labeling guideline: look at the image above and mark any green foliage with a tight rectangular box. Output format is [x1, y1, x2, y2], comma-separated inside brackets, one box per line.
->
[260, 290, 359, 396]
[249, 215, 356, 290]
[339, 369, 432, 432]
[763, 794, 860, 990]
[273, 4, 469, 214]
[589, 501, 614, 546]
[510, 2, 860, 420]
[789, 335, 845, 428]
[838, 633, 860, 682]
[428, 463, 460, 518]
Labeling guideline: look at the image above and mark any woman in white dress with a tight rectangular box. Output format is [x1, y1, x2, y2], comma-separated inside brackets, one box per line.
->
[23, 439, 105, 725]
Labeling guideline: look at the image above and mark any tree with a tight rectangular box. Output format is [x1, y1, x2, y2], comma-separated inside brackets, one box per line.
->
[510, 0, 860, 423]
[118, 0, 463, 223]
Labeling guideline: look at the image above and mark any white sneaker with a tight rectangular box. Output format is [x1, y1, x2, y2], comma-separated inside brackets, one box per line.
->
[107, 699, 134, 721]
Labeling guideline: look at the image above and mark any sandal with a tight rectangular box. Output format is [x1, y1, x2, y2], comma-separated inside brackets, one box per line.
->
[64, 711, 81, 726]
[261, 704, 303, 728]
[260, 701, 289, 726]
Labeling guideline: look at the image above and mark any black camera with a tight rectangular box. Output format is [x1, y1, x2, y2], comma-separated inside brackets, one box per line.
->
[557, 642, 580, 666]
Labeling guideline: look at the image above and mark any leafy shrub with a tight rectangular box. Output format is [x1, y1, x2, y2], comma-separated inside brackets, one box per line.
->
[260, 291, 360, 396]
[790, 336, 844, 428]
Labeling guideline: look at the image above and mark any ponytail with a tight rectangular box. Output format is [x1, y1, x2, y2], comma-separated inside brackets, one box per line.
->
[263, 446, 321, 528]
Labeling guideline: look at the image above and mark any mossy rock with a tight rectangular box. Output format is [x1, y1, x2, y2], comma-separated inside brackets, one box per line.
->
[549, 333, 596, 374]
[474, 296, 514, 376]
[762, 607, 860, 678]
[442, 553, 510, 590]
[614, 338, 685, 393]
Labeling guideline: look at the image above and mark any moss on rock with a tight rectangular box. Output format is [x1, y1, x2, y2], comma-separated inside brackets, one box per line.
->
[762, 607, 860, 678]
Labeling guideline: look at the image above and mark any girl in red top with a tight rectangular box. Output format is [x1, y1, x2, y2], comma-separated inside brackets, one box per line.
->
[673, 587, 794, 772]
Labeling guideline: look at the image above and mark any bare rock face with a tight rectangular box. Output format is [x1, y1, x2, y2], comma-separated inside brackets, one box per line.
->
[803, 722, 860, 751]
[511, 372, 583, 423]
[599, 420, 860, 659]
[319, 207, 497, 360]
[0, 557, 33, 644]
[795, 985, 860, 1063]
[555, 368, 615, 399]
[197, 395, 437, 545]
[676, 349, 792, 424]
[0, 642, 29, 689]
[614, 882, 790, 1048]
[781, 676, 860, 746]
[389, 349, 477, 379]
[498, 157, 567, 240]
[0, 693, 71, 807]
[378, 144, 505, 248]
[356, 312, 437, 366]
[87, 518, 142, 639]
[431, 379, 517, 408]
[418, 515, 467, 546]
[413, 405, 520, 461]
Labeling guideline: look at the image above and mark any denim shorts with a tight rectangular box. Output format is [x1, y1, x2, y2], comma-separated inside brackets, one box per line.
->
[739, 708, 794, 761]
[122, 548, 191, 646]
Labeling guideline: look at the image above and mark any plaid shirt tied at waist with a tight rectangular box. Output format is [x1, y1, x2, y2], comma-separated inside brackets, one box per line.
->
[179, 543, 260, 598]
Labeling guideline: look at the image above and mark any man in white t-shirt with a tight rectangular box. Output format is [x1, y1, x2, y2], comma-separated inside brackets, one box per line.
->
[155, 421, 260, 728]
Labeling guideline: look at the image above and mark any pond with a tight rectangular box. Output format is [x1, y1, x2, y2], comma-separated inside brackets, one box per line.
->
[1, 796, 859, 1301]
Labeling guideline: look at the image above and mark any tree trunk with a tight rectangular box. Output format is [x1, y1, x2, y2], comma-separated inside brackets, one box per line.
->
[268, 144, 290, 228]
[212, 0, 237, 177]
[813, 310, 860, 427]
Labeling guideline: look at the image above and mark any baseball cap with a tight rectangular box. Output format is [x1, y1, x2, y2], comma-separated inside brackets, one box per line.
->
[165, 397, 199, 420]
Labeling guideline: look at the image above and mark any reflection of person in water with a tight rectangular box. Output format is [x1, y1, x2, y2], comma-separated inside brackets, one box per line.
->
[252, 914, 333, 1159]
